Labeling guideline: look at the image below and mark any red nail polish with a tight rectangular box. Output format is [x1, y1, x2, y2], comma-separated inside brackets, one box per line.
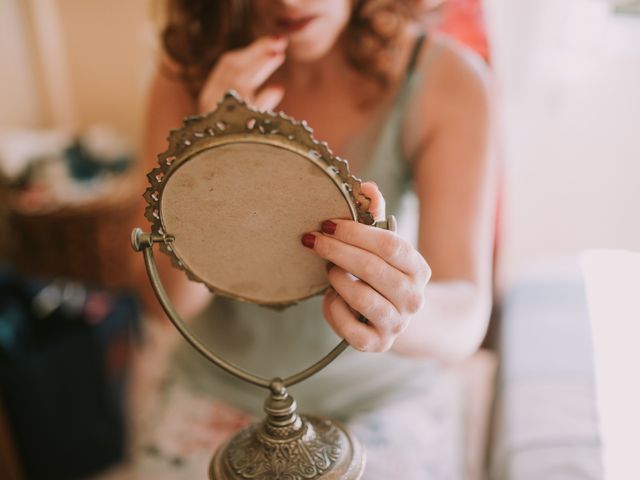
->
[321, 220, 337, 235]
[302, 233, 316, 249]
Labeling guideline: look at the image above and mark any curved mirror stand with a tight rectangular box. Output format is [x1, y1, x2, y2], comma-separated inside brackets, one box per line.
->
[132, 92, 396, 480]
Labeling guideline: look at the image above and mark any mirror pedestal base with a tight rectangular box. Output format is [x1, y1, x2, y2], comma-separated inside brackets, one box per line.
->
[209, 383, 365, 480]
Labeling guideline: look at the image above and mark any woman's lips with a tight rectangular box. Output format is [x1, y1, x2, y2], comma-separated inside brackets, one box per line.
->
[275, 15, 317, 34]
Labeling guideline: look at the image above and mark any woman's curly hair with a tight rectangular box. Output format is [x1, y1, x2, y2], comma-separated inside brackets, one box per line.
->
[161, 0, 417, 94]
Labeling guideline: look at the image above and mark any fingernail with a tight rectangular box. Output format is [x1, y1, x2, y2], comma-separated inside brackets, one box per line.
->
[301, 233, 316, 249]
[326, 262, 334, 272]
[321, 220, 337, 235]
[271, 35, 287, 47]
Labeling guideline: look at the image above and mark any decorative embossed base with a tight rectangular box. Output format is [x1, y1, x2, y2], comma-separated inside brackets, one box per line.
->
[210, 415, 365, 480]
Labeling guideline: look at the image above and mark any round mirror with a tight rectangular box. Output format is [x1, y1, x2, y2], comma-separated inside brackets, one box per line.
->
[144, 92, 374, 307]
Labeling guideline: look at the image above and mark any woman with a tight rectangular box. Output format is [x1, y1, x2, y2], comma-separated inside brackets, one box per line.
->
[137, 0, 495, 478]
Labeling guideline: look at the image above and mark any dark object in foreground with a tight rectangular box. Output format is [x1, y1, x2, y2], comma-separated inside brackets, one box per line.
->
[0, 268, 140, 480]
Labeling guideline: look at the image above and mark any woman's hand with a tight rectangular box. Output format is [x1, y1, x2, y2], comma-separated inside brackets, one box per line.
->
[198, 36, 288, 114]
[301, 182, 431, 352]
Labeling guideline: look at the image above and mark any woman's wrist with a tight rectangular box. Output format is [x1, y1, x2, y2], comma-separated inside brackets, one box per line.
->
[391, 280, 492, 362]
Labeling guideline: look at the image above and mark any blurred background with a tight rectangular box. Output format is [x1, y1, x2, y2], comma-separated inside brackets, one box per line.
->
[0, 0, 638, 479]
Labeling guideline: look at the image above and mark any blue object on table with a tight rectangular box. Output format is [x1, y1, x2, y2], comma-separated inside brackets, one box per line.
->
[65, 140, 131, 181]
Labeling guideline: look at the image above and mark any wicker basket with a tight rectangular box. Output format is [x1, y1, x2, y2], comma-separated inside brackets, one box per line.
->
[8, 175, 145, 290]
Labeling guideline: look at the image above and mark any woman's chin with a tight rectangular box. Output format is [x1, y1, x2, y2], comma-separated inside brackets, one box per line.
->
[286, 41, 334, 63]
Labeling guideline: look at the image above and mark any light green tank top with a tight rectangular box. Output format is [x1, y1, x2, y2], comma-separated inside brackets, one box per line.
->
[173, 34, 443, 419]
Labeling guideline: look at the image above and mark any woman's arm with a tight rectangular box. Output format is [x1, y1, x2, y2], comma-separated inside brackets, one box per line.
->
[306, 41, 496, 364]
[392, 41, 496, 362]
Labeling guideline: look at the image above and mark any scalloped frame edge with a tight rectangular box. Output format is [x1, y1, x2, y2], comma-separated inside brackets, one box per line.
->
[143, 91, 375, 308]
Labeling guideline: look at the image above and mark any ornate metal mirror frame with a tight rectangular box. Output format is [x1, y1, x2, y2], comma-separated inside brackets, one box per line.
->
[131, 92, 396, 479]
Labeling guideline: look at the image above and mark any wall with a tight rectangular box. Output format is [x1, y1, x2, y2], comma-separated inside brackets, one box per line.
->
[0, 0, 44, 129]
[0, 0, 156, 150]
[53, 0, 155, 148]
[483, 0, 640, 287]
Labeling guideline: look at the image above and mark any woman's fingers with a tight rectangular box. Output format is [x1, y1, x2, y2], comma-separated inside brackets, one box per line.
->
[198, 36, 288, 113]
[217, 36, 286, 79]
[327, 266, 402, 336]
[240, 51, 286, 90]
[254, 84, 285, 111]
[226, 36, 287, 89]
[309, 234, 409, 309]
[315, 180, 428, 279]
[313, 223, 431, 282]
[360, 181, 386, 221]
[323, 288, 390, 352]
[235, 36, 288, 67]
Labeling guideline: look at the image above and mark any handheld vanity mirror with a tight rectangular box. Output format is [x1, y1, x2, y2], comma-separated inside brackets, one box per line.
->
[131, 92, 396, 479]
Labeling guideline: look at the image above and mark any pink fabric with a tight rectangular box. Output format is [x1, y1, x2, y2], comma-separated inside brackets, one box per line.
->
[438, 0, 490, 61]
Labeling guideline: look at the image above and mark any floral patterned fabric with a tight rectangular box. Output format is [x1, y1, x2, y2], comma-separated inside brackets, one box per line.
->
[122, 369, 465, 479]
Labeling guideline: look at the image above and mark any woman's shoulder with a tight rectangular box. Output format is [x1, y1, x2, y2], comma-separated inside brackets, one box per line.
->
[403, 32, 492, 160]
[423, 33, 489, 82]
[417, 32, 491, 114]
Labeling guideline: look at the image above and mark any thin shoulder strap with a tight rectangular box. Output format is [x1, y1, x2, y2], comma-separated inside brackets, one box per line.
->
[405, 31, 427, 79]
[359, 31, 442, 197]
[394, 32, 444, 166]
[392, 31, 429, 126]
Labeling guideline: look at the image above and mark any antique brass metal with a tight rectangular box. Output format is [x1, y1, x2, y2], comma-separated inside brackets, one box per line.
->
[210, 381, 365, 479]
[132, 92, 397, 479]
[143, 92, 375, 307]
